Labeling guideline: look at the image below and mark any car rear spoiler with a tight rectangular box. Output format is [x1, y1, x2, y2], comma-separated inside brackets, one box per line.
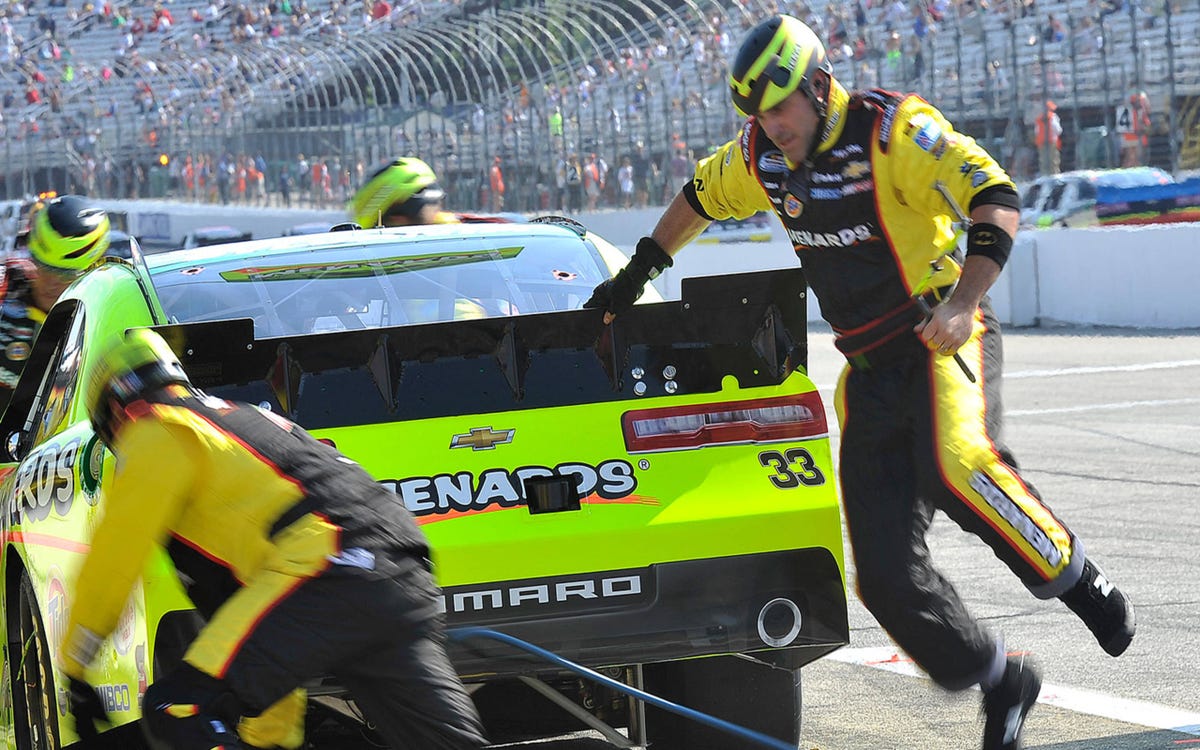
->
[155, 268, 810, 429]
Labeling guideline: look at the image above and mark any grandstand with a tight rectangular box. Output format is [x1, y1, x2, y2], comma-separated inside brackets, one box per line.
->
[3, 0, 1199, 211]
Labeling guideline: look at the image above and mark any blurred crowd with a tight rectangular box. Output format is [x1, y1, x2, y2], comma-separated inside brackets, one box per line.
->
[1, 0, 1188, 209]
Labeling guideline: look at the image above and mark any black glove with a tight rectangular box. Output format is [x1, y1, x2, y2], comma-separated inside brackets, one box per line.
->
[584, 236, 673, 318]
[67, 676, 109, 741]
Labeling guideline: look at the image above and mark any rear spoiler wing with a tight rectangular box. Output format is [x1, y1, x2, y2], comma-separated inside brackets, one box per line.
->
[156, 269, 810, 430]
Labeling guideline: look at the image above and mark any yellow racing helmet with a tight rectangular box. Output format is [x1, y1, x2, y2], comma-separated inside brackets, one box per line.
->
[728, 15, 832, 118]
[87, 328, 191, 446]
[27, 195, 110, 273]
[348, 157, 445, 228]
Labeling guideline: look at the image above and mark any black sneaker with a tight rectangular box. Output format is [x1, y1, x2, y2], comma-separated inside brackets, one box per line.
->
[982, 657, 1042, 750]
[1060, 559, 1136, 657]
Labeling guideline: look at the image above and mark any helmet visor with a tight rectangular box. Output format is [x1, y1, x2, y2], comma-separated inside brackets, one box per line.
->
[384, 184, 446, 221]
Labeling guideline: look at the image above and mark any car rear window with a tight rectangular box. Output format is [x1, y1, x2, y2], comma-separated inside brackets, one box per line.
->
[151, 233, 610, 338]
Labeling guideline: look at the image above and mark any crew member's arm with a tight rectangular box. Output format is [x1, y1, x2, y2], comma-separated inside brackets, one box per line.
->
[886, 98, 1020, 354]
[60, 418, 197, 680]
[923, 203, 1018, 354]
[587, 126, 771, 322]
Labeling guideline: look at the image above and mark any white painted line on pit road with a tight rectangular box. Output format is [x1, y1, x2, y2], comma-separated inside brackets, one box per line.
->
[828, 646, 1200, 737]
[1007, 360, 1200, 379]
[1008, 398, 1200, 417]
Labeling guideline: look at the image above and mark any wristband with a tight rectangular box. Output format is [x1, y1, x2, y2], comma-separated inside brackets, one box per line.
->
[630, 236, 674, 280]
[966, 222, 1013, 269]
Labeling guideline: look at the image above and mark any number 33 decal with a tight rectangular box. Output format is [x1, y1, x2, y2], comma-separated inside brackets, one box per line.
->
[758, 448, 826, 488]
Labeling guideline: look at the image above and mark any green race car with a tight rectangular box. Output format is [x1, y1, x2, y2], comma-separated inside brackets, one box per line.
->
[0, 217, 847, 749]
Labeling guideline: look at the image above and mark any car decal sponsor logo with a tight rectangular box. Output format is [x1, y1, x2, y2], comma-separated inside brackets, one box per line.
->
[46, 569, 67, 661]
[441, 569, 649, 617]
[382, 459, 637, 518]
[784, 194, 805, 217]
[811, 171, 843, 185]
[969, 471, 1062, 566]
[786, 224, 874, 248]
[8, 437, 81, 524]
[95, 683, 133, 713]
[931, 137, 949, 159]
[740, 123, 752, 163]
[450, 426, 515, 451]
[80, 434, 104, 501]
[114, 598, 137, 656]
[219, 247, 525, 282]
[832, 143, 864, 159]
[810, 187, 842, 201]
[842, 161, 870, 180]
[757, 151, 789, 173]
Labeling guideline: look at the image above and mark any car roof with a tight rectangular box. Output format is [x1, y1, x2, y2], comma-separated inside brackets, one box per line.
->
[190, 225, 249, 237]
[146, 221, 595, 274]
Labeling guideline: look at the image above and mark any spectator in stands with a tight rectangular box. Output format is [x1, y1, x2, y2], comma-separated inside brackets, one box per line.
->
[617, 156, 634, 209]
[1120, 91, 1151, 166]
[583, 153, 601, 210]
[564, 152, 583, 212]
[632, 141, 656, 208]
[1034, 99, 1062, 174]
[489, 155, 505, 212]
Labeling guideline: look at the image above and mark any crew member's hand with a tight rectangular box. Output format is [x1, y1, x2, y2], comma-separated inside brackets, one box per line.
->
[584, 236, 673, 324]
[914, 298, 974, 356]
[67, 676, 109, 741]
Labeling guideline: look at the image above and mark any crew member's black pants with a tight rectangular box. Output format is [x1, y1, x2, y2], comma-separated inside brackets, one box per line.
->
[186, 555, 486, 749]
[834, 300, 1083, 690]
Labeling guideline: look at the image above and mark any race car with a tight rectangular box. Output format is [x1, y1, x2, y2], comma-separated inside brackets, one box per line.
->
[0, 216, 847, 749]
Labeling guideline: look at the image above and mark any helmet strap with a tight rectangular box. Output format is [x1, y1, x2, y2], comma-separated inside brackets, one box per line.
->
[800, 71, 831, 159]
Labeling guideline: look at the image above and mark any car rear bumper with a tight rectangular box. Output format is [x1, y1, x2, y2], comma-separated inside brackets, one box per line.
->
[444, 548, 848, 679]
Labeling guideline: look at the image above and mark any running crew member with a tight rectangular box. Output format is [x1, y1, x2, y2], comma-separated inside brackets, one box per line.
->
[60, 328, 487, 750]
[586, 15, 1134, 750]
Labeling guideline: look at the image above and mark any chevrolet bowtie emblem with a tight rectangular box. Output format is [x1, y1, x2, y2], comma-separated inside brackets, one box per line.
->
[450, 426, 515, 450]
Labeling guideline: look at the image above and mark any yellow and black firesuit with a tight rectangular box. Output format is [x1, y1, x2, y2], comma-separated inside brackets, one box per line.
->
[61, 329, 486, 749]
[684, 87, 1090, 689]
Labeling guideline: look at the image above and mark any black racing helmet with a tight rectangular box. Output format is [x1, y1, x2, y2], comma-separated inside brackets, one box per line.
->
[728, 15, 833, 118]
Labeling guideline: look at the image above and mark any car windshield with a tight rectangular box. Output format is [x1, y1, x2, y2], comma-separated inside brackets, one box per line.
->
[149, 230, 610, 338]
[1043, 182, 1069, 211]
[1021, 183, 1043, 209]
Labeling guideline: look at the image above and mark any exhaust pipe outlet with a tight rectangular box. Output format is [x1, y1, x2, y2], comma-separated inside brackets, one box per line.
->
[756, 597, 803, 647]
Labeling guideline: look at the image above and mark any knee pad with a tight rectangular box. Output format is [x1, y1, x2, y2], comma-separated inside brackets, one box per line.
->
[141, 664, 247, 750]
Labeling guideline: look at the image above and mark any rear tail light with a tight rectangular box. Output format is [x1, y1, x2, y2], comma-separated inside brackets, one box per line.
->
[621, 392, 827, 453]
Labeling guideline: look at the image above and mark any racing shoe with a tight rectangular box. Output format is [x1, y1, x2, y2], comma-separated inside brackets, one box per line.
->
[1060, 558, 1136, 657]
[982, 657, 1041, 750]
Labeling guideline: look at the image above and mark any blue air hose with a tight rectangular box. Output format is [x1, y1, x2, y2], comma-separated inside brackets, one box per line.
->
[448, 626, 796, 750]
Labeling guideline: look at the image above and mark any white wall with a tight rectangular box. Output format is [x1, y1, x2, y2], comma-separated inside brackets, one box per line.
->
[96, 200, 1200, 329]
